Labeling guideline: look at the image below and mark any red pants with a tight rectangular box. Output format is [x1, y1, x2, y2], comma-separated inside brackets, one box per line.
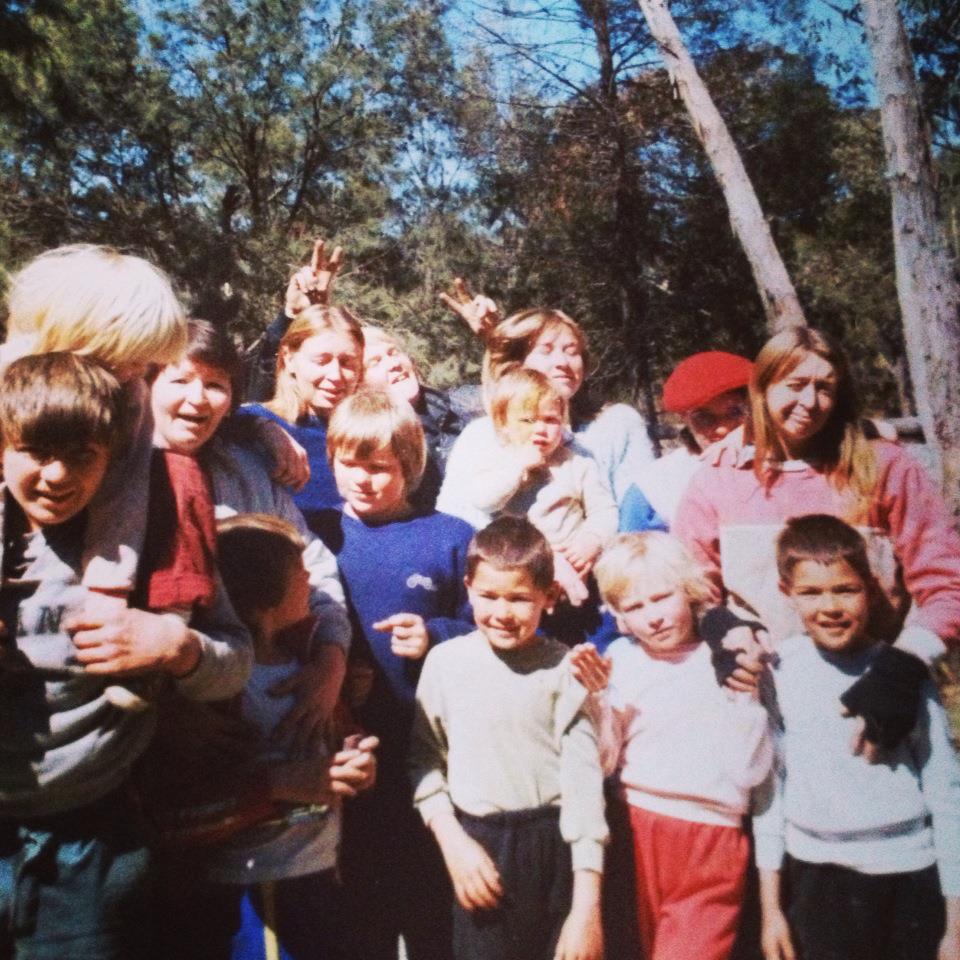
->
[628, 804, 747, 960]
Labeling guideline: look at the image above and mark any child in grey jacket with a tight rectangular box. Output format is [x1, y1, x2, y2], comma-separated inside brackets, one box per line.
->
[0, 354, 251, 959]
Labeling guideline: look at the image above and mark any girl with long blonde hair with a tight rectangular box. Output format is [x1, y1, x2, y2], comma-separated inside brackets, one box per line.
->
[237, 304, 364, 524]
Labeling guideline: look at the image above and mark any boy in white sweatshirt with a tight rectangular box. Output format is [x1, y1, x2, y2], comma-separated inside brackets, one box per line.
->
[755, 514, 960, 960]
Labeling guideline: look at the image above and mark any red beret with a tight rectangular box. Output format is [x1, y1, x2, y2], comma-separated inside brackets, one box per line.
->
[662, 351, 753, 413]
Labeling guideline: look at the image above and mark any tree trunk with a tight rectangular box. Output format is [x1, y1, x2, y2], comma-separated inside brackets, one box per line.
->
[635, 0, 806, 333]
[860, 0, 960, 514]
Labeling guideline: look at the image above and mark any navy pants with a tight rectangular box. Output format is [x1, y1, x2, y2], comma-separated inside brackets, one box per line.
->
[784, 856, 946, 960]
[453, 806, 572, 960]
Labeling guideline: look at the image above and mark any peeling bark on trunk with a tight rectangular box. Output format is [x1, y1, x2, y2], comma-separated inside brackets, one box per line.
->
[860, 0, 960, 514]
[635, 0, 806, 333]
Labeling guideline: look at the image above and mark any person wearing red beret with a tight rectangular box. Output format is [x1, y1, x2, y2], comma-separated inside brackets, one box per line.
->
[619, 351, 753, 532]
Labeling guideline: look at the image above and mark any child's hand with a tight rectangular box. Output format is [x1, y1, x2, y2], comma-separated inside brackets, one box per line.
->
[373, 613, 430, 660]
[939, 897, 960, 960]
[940, 928, 960, 960]
[840, 707, 885, 765]
[512, 438, 550, 474]
[330, 734, 379, 797]
[554, 552, 589, 607]
[438, 278, 501, 337]
[554, 871, 603, 960]
[432, 814, 503, 912]
[568, 643, 611, 693]
[760, 908, 796, 960]
[558, 531, 602, 576]
[255, 418, 310, 491]
[284, 238, 343, 316]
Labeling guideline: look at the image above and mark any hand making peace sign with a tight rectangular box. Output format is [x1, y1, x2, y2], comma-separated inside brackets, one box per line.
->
[284, 238, 345, 318]
[438, 278, 501, 337]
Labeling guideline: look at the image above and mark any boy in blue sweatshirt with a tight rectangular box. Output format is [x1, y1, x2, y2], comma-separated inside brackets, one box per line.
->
[312, 387, 475, 960]
[755, 514, 960, 960]
[0, 353, 251, 959]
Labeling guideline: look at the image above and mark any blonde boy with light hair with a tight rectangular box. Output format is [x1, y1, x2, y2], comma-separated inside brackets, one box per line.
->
[572, 532, 772, 960]
[438, 368, 618, 607]
[312, 387, 476, 959]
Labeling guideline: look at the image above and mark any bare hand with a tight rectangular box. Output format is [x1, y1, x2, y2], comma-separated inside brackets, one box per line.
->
[284, 238, 344, 317]
[438, 278, 501, 337]
[558, 531, 602, 577]
[554, 872, 603, 960]
[554, 552, 589, 607]
[939, 923, 960, 960]
[568, 643, 611, 693]
[434, 815, 503, 912]
[373, 613, 430, 660]
[256, 419, 310, 491]
[329, 734, 379, 797]
[760, 910, 797, 960]
[68, 609, 199, 678]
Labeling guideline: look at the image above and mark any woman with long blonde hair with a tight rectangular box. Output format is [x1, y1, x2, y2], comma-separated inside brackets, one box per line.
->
[237, 304, 364, 526]
[674, 325, 960, 749]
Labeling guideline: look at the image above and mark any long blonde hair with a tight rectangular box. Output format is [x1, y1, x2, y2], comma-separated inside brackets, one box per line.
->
[266, 305, 364, 422]
[748, 326, 876, 509]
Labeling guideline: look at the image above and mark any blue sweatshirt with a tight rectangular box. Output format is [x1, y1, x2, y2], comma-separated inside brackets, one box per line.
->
[236, 403, 341, 526]
[313, 508, 474, 772]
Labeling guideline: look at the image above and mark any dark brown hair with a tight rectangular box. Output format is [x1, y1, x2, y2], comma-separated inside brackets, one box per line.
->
[466, 516, 555, 591]
[216, 513, 305, 624]
[0, 352, 124, 454]
[776, 514, 872, 586]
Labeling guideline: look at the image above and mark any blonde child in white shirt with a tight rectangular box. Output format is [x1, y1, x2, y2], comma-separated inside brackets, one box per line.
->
[572, 532, 773, 960]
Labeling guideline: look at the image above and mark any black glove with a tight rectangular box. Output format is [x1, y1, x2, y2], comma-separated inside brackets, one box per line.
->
[699, 606, 767, 687]
[839, 646, 928, 749]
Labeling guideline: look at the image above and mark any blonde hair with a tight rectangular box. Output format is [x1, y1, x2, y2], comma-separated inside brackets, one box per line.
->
[266, 305, 364, 423]
[482, 308, 589, 397]
[216, 513, 305, 625]
[748, 326, 875, 510]
[489, 368, 568, 437]
[5, 244, 187, 371]
[595, 532, 715, 620]
[326, 387, 426, 494]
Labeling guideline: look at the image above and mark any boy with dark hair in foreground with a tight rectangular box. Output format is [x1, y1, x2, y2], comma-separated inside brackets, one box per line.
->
[410, 516, 607, 960]
[0, 353, 251, 959]
[756, 513, 960, 960]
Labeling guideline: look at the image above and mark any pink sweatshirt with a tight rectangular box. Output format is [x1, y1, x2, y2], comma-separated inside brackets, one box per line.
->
[674, 438, 960, 653]
[592, 639, 772, 827]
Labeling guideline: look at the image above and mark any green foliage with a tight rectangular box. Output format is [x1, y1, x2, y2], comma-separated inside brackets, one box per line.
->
[0, 0, 949, 418]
